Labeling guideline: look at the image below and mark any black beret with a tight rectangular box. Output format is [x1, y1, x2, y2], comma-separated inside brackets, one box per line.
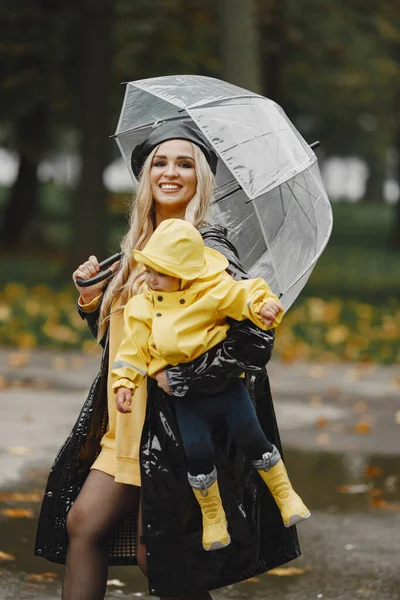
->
[130, 121, 218, 178]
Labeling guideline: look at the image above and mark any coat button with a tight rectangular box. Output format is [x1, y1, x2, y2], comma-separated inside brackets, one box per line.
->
[147, 523, 151, 530]
[179, 299, 185, 304]
[47, 491, 53, 497]
[156, 313, 161, 317]
[176, 386, 183, 393]
[37, 549, 42, 554]
[157, 296, 163, 301]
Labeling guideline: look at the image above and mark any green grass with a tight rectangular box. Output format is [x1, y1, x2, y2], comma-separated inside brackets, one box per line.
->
[304, 202, 399, 301]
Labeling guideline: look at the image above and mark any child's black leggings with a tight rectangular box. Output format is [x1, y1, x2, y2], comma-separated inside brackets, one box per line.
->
[173, 379, 274, 476]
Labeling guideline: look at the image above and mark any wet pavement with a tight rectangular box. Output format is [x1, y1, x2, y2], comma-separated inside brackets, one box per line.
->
[0, 348, 399, 600]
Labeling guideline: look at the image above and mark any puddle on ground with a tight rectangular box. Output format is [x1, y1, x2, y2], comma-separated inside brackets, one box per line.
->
[0, 449, 399, 599]
[286, 448, 400, 513]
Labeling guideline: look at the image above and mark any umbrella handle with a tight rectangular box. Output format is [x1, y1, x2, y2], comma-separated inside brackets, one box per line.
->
[75, 252, 122, 287]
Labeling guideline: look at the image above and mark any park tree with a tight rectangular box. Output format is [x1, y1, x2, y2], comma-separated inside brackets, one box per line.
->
[218, 0, 262, 92]
[0, 0, 64, 249]
[67, 0, 114, 267]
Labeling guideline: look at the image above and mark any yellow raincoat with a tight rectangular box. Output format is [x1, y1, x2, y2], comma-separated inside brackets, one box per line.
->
[112, 219, 282, 395]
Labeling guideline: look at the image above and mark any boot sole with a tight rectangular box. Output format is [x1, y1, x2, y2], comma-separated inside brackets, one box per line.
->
[284, 511, 311, 528]
[203, 535, 231, 551]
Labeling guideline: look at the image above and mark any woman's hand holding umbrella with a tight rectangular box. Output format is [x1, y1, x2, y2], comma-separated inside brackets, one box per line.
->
[72, 255, 120, 304]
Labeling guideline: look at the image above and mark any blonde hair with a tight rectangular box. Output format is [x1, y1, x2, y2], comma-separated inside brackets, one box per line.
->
[97, 142, 215, 341]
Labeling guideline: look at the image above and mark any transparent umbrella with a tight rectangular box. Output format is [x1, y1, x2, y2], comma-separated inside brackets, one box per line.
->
[101, 75, 333, 309]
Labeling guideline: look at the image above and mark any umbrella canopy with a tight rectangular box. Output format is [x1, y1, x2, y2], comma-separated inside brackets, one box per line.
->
[114, 75, 333, 310]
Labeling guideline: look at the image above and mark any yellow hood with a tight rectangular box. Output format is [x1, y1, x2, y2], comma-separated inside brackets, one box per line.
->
[133, 218, 228, 280]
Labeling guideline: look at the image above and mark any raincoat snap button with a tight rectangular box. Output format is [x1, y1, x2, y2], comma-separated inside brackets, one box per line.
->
[37, 549, 42, 554]
[47, 491, 53, 497]
[179, 299, 185, 304]
[157, 296, 163, 301]
[147, 524, 151, 530]
[176, 386, 183, 393]
[156, 313, 162, 317]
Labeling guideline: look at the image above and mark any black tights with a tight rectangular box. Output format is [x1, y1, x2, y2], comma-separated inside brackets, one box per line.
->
[63, 469, 211, 600]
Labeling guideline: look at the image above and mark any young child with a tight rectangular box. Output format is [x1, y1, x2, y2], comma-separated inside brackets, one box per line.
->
[112, 218, 310, 551]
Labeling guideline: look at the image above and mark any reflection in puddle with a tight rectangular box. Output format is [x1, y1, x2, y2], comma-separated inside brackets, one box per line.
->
[285, 448, 400, 513]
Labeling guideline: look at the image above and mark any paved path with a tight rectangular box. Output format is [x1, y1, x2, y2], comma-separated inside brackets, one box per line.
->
[0, 348, 399, 600]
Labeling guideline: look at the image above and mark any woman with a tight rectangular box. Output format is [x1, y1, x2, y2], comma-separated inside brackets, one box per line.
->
[35, 121, 300, 599]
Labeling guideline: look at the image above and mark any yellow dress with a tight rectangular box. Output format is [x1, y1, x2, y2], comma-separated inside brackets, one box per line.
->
[78, 295, 147, 486]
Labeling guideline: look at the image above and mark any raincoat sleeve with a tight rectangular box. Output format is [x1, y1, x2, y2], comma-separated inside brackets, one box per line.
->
[77, 294, 103, 341]
[165, 225, 276, 398]
[213, 275, 283, 330]
[111, 297, 152, 394]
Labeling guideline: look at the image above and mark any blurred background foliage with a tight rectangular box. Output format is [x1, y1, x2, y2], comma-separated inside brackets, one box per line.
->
[0, 0, 399, 362]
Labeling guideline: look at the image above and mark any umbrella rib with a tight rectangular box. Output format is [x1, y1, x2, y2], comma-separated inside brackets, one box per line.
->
[281, 173, 333, 298]
[221, 129, 288, 154]
[113, 115, 189, 138]
[283, 181, 317, 232]
[188, 93, 263, 110]
[290, 173, 323, 206]
[251, 201, 284, 294]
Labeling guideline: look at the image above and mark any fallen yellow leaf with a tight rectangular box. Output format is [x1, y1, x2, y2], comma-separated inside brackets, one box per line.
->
[6, 447, 33, 456]
[369, 488, 384, 497]
[325, 325, 349, 345]
[353, 400, 368, 414]
[364, 466, 383, 478]
[71, 356, 85, 369]
[308, 365, 326, 379]
[309, 395, 323, 406]
[315, 416, 328, 428]
[370, 498, 400, 511]
[0, 492, 41, 502]
[51, 356, 67, 370]
[1, 508, 34, 518]
[0, 304, 12, 321]
[240, 577, 260, 583]
[26, 572, 58, 582]
[315, 432, 331, 446]
[7, 352, 31, 368]
[267, 567, 306, 576]
[336, 483, 371, 495]
[354, 420, 372, 435]
[0, 551, 15, 561]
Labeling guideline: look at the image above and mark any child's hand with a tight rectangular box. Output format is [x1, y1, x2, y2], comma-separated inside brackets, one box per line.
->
[260, 299, 283, 327]
[116, 387, 132, 413]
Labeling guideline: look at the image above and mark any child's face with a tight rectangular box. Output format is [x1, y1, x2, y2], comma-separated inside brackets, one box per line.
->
[144, 267, 180, 292]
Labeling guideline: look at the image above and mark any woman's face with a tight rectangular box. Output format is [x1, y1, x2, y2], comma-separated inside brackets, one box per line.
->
[150, 139, 197, 217]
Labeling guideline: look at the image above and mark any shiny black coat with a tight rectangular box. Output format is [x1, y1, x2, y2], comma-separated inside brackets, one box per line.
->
[35, 225, 300, 596]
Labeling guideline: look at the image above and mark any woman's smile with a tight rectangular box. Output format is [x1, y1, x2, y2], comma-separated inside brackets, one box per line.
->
[158, 182, 183, 192]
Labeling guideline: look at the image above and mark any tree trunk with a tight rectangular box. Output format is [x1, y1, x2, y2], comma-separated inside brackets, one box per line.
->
[0, 103, 48, 249]
[259, 0, 283, 101]
[68, 0, 113, 269]
[389, 122, 400, 249]
[0, 153, 40, 248]
[363, 152, 385, 203]
[218, 0, 262, 93]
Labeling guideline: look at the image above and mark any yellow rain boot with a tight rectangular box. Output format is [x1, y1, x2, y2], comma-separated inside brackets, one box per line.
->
[189, 469, 231, 551]
[253, 446, 311, 528]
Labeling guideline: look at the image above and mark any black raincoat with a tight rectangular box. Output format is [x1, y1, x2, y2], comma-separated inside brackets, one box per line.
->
[35, 225, 300, 596]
